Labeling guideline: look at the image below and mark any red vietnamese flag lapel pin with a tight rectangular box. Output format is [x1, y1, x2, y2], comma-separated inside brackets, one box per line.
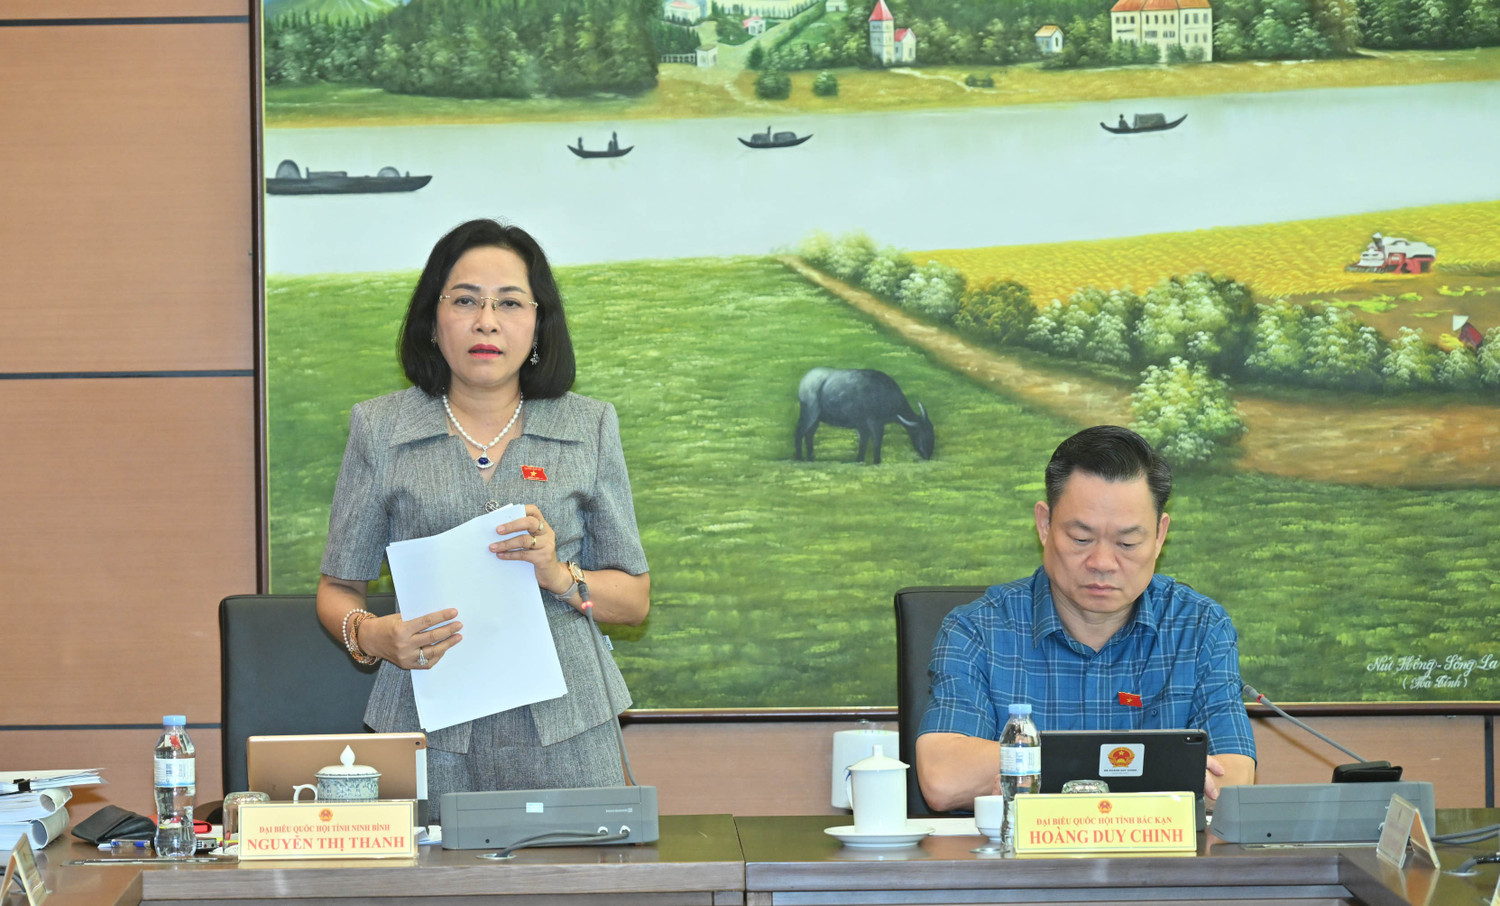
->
[1118, 692, 1143, 708]
[521, 465, 547, 481]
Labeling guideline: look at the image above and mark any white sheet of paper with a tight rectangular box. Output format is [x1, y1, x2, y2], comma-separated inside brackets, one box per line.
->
[386, 505, 567, 733]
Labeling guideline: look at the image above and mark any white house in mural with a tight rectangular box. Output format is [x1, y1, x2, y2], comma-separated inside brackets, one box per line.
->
[827, 0, 847, 10]
[743, 15, 766, 35]
[868, 0, 916, 64]
[1035, 24, 1063, 53]
[663, 0, 708, 23]
[1110, 0, 1213, 61]
[659, 42, 718, 66]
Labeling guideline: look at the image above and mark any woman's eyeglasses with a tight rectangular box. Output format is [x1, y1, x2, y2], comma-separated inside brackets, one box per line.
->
[440, 293, 538, 317]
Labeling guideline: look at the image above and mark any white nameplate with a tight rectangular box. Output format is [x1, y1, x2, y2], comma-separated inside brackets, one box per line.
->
[238, 800, 416, 860]
[1014, 792, 1197, 854]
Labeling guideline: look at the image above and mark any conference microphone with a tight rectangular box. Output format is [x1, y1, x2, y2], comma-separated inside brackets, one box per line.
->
[1242, 682, 1402, 783]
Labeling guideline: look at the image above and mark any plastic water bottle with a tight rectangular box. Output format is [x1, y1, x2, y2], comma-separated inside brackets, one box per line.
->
[998, 703, 1040, 852]
[154, 715, 196, 857]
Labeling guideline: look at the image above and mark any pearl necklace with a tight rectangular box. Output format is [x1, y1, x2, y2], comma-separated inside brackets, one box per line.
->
[442, 393, 523, 470]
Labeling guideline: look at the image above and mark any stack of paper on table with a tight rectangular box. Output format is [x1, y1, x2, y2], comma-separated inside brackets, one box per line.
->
[1, 769, 102, 793]
[1, 786, 75, 852]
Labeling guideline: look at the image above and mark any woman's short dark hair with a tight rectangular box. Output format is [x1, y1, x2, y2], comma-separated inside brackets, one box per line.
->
[1044, 425, 1172, 517]
[398, 219, 576, 399]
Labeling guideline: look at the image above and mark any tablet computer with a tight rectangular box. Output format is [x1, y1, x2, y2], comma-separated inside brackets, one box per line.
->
[1039, 728, 1207, 798]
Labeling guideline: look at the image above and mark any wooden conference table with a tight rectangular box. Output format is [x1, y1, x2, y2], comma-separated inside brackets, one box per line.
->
[13, 811, 1498, 906]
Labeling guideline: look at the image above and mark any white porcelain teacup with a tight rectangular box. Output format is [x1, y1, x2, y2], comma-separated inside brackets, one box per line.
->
[291, 745, 381, 803]
[974, 794, 1006, 842]
[844, 745, 909, 834]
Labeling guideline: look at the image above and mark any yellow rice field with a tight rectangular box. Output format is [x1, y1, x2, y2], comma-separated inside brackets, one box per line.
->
[922, 200, 1500, 302]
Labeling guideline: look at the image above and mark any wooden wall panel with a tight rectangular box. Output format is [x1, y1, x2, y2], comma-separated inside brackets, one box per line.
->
[0, 377, 257, 724]
[1251, 715, 1487, 807]
[0, 728, 223, 822]
[0, 21, 252, 372]
[623, 722, 852, 817]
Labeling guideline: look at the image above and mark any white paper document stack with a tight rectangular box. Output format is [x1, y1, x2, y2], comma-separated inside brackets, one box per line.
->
[386, 504, 568, 733]
[1, 769, 102, 793]
[0, 785, 75, 852]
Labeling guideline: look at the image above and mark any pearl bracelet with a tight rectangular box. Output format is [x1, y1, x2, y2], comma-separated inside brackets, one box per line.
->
[342, 608, 379, 665]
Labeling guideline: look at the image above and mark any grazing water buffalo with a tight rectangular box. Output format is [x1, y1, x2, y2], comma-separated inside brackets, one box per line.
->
[794, 368, 934, 464]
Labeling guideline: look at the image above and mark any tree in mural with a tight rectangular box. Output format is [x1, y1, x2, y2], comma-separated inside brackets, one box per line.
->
[1084, 305, 1134, 366]
[1025, 299, 1065, 350]
[1435, 345, 1479, 389]
[1480, 327, 1500, 388]
[1055, 297, 1094, 356]
[1131, 357, 1246, 467]
[1381, 326, 1437, 389]
[1244, 300, 1307, 379]
[1133, 273, 1253, 373]
[754, 69, 793, 99]
[898, 261, 966, 320]
[1301, 308, 1383, 389]
[265, 0, 661, 97]
[953, 279, 1035, 346]
[862, 248, 916, 301]
[1358, 0, 1499, 48]
[826, 232, 878, 283]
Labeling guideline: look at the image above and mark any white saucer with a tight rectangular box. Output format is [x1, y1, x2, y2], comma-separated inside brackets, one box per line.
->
[824, 824, 933, 848]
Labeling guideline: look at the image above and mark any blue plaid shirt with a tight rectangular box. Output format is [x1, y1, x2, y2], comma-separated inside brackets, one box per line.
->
[918, 568, 1256, 760]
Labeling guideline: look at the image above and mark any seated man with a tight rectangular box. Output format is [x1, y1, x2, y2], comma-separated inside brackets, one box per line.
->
[916, 425, 1256, 812]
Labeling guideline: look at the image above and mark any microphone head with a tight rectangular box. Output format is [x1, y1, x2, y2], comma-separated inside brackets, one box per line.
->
[1241, 682, 1260, 700]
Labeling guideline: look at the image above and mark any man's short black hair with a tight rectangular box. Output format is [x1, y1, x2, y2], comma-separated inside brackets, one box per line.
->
[1044, 425, 1172, 517]
[398, 219, 576, 399]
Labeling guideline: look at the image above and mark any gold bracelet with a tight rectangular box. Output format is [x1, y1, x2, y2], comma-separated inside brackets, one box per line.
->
[342, 609, 378, 665]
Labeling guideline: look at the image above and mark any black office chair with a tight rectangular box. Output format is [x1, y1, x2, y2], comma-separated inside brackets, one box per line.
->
[218, 593, 396, 795]
[894, 586, 987, 817]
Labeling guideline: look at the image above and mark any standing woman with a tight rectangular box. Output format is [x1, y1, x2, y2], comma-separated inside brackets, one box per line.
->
[316, 220, 650, 820]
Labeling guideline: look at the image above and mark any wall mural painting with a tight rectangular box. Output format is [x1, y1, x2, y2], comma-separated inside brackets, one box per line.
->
[263, 0, 1500, 707]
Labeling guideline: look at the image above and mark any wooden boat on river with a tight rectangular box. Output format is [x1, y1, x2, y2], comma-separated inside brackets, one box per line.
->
[739, 126, 812, 149]
[568, 132, 633, 158]
[1100, 113, 1187, 134]
[266, 160, 431, 195]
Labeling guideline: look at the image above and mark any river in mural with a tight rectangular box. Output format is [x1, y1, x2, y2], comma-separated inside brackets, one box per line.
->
[266, 80, 1500, 275]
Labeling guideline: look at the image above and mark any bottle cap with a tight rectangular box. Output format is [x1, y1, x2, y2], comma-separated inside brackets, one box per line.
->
[1008, 703, 1032, 716]
[164, 715, 187, 725]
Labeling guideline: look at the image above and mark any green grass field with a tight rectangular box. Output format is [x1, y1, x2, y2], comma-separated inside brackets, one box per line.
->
[269, 257, 1500, 706]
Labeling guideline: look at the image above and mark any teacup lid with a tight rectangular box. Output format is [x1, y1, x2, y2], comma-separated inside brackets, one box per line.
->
[316, 745, 381, 779]
[848, 744, 907, 772]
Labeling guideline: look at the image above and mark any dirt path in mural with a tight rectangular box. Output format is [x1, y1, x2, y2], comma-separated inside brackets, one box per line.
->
[782, 257, 1500, 487]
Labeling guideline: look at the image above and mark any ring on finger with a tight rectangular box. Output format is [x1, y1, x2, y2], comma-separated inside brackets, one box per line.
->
[416, 647, 428, 668]
[530, 534, 539, 549]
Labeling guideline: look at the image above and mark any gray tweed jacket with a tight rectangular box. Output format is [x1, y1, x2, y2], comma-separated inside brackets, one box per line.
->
[321, 387, 648, 754]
